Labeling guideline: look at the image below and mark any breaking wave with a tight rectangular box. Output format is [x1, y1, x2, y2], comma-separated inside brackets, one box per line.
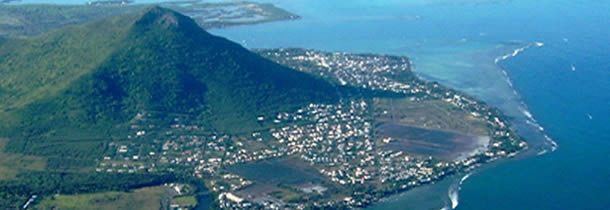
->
[495, 41, 558, 155]
[440, 173, 472, 210]
[494, 42, 544, 64]
[440, 41, 558, 210]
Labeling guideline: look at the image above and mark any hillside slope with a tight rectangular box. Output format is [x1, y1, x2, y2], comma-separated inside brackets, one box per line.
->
[0, 6, 338, 152]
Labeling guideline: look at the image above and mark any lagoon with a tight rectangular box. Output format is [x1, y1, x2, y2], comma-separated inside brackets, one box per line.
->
[10, 0, 610, 209]
[209, 0, 610, 209]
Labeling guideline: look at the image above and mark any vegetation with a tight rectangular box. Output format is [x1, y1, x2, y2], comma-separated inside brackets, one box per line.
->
[0, 171, 177, 209]
[0, 5, 525, 210]
[35, 185, 170, 210]
[0, 139, 46, 180]
[173, 195, 198, 207]
[0, 4, 143, 38]
[269, 188, 305, 203]
[0, 2, 298, 38]
[0, 6, 338, 157]
[0, 6, 337, 208]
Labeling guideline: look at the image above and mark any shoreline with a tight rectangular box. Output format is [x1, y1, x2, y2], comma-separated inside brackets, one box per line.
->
[432, 43, 559, 210]
[251, 48, 529, 209]
[493, 42, 558, 154]
[4, 2, 559, 209]
[369, 43, 559, 210]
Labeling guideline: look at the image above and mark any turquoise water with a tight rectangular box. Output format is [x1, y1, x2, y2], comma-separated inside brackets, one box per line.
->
[13, 0, 610, 209]
[209, 0, 610, 209]
[457, 30, 610, 210]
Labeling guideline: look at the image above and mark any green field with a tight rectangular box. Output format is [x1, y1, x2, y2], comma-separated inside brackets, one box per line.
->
[0, 138, 46, 180]
[35, 186, 170, 210]
[173, 195, 197, 207]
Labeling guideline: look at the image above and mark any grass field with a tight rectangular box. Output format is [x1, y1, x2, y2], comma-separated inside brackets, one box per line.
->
[269, 187, 305, 203]
[35, 186, 171, 210]
[0, 138, 46, 180]
[173, 195, 197, 207]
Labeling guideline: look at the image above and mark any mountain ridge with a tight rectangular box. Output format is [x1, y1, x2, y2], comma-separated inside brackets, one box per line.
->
[0, 6, 339, 141]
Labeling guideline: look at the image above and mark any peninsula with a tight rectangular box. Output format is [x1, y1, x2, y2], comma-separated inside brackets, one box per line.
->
[0, 6, 526, 210]
[0, 0, 298, 38]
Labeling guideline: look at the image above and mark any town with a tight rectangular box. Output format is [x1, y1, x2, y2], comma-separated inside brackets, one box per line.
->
[95, 49, 527, 209]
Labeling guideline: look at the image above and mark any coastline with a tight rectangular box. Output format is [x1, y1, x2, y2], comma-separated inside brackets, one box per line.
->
[185, 1, 608, 209]
[255, 48, 528, 209]
[3, 0, 610, 209]
[433, 43, 560, 210]
[493, 42, 558, 154]
[367, 43, 560, 210]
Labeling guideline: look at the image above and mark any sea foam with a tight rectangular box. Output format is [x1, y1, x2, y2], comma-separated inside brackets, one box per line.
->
[494, 42, 559, 155]
[440, 41, 558, 209]
[494, 42, 545, 64]
[441, 173, 473, 210]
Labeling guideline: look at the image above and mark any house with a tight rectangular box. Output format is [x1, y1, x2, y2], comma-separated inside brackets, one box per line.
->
[225, 192, 244, 203]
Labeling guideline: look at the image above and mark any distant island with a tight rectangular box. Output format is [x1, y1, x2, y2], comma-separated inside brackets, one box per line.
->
[0, 0, 299, 38]
[0, 5, 526, 210]
[86, 0, 133, 6]
[0, 0, 19, 4]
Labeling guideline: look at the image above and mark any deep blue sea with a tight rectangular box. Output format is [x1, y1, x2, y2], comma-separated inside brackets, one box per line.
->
[11, 0, 610, 209]
[209, 1, 610, 209]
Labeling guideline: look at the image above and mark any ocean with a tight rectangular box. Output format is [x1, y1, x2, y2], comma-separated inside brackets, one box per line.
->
[210, 0, 610, 209]
[9, 0, 610, 209]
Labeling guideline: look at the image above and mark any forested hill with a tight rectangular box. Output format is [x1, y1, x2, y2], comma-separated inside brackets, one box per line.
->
[0, 6, 339, 140]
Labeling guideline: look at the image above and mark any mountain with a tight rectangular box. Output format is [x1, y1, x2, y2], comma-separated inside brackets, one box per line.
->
[0, 6, 338, 144]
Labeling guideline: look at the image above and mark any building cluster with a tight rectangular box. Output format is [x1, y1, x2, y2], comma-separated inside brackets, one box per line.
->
[270, 101, 377, 184]
[94, 50, 527, 209]
[259, 48, 423, 94]
[262, 48, 526, 155]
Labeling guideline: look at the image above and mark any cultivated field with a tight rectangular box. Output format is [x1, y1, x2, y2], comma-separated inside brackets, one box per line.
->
[0, 138, 46, 180]
[35, 186, 171, 210]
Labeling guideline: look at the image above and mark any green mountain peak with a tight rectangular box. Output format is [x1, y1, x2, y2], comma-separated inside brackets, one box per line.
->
[0, 6, 338, 140]
[133, 6, 196, 31]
